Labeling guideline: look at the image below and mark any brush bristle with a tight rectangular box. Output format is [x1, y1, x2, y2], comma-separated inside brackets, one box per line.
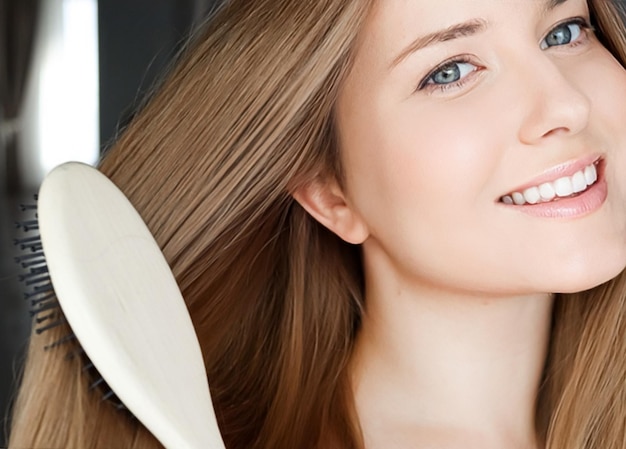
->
[15, 198, 128, 412]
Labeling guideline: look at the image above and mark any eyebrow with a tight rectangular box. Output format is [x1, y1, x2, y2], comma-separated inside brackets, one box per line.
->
[390, 18, 487, 69]
[389, 0, 571, 70]
[544, 0, 570, 13]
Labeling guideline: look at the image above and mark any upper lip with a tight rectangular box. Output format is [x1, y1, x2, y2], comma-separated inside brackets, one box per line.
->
[502, 153, 603, 196]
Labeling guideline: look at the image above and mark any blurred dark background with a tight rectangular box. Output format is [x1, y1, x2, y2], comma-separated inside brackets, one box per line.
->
[0, 0, 219, 445]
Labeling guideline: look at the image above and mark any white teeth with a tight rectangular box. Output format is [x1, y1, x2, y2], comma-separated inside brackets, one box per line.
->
[554, 176, 574, 197]
[523, 186, 541, 204]
[584, 164, 597, 185]
[572, 171, 587, 193]
[502, 161, 599, 205]
[512, 192, 526, 205]
[539, 182, 556, 201]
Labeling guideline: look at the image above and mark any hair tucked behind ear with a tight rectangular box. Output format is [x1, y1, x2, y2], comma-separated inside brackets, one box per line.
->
[9, 0, 371, 448]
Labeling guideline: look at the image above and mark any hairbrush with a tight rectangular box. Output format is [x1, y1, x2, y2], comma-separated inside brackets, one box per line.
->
[15, 162, 225, 449]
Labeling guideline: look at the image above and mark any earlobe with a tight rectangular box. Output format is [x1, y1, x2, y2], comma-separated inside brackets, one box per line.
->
[292, 177, 369, 245]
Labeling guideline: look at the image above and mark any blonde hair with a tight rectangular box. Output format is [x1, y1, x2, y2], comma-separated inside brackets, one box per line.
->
[8, 1, 626, 448]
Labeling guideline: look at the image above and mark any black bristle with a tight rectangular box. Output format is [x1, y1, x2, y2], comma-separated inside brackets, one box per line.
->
[30, 300, 59, 317]
[30, 299, 58, 314]
[24, 289, 54, 301]
[44, 333, 77, 350]
[90, 377, 129, 411]
[15, 234, 43, 253]
[24, 265, 49, 277]
[15, 252, 45, 263]
[28, 276, 51, 288]
[89, 377, 105, 390]
[23, 242, 43, 252]
[30, 292, 56, 306]
[34, 312, 57, 324]
[14, 235, 40, 246]
[23, 274, 51, 287]
[31, 265, 49, 275]
[99, 383, 128, 411]
[15, 220, 39, 232]
[82, 361, 95, 371]
[34, 318, 66, 334]
[24, 289, 54, 303]
[15, 255, 47, 271]
[28, 301, 61, 316]
[20, 257, 47, 269]
[19, 204, 38, 211]
[101, 390, 116, 401]
[19, 270, 42, 282]
[32, 281, 53, 293]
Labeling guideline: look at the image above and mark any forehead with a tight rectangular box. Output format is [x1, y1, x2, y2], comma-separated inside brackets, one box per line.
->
[355, 0, 579, 64]
[364, 0, 571, 29]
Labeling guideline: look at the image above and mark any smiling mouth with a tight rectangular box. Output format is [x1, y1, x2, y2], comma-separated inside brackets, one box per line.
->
[500, 159, 601, 206]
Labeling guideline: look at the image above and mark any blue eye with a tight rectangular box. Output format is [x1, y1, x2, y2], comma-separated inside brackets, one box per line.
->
[429, 61, 477, 85]
[540, 18, 590, 50]
[416, 57, 481, 93]
[418, 58, 479, 91]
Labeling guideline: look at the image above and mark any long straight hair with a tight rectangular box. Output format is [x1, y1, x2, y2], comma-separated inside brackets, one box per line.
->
[8, 1, 626, 448]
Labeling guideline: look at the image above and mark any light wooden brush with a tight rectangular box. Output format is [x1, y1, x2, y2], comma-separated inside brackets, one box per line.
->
[29, 161, 225, 449]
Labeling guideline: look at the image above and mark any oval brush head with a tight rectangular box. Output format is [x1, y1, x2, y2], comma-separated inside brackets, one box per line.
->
[35, 162, 226, 449]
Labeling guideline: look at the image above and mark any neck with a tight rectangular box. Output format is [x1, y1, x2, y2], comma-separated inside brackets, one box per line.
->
[351, 273, 553, 448]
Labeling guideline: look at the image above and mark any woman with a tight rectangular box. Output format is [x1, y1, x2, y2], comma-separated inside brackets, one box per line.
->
[9, 0, 626, 447]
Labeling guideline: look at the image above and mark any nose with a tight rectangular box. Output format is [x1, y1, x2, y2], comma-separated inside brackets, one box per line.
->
[516, 54, 591, 145]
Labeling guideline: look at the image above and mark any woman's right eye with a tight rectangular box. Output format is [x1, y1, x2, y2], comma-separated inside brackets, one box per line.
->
[417, 58, 479, 92]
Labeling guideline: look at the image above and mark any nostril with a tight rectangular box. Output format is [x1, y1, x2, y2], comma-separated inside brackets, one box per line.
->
[541, 126, 571, 138]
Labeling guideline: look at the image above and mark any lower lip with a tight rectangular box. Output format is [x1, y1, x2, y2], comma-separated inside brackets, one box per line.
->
[501, 166, 608, 219]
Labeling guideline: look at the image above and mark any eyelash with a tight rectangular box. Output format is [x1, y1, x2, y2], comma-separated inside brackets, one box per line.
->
[416, 17, 594, 94]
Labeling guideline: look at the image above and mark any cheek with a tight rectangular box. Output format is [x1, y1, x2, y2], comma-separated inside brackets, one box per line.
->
[340, 98, 515, 287]
[585, 51, 626, 137]
[343, 98, 505, 226]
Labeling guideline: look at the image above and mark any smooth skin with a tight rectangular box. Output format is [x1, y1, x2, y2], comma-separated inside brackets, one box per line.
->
[295, 0, 626, 447]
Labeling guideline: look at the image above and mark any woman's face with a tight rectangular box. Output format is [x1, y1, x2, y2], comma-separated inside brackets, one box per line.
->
[335, 0, 626, 296]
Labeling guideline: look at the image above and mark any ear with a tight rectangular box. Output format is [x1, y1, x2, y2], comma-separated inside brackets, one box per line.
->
[292, 176, 369, 245]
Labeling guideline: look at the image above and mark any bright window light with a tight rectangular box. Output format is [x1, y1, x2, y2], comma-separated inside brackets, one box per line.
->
[39, 0, 99, 174]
